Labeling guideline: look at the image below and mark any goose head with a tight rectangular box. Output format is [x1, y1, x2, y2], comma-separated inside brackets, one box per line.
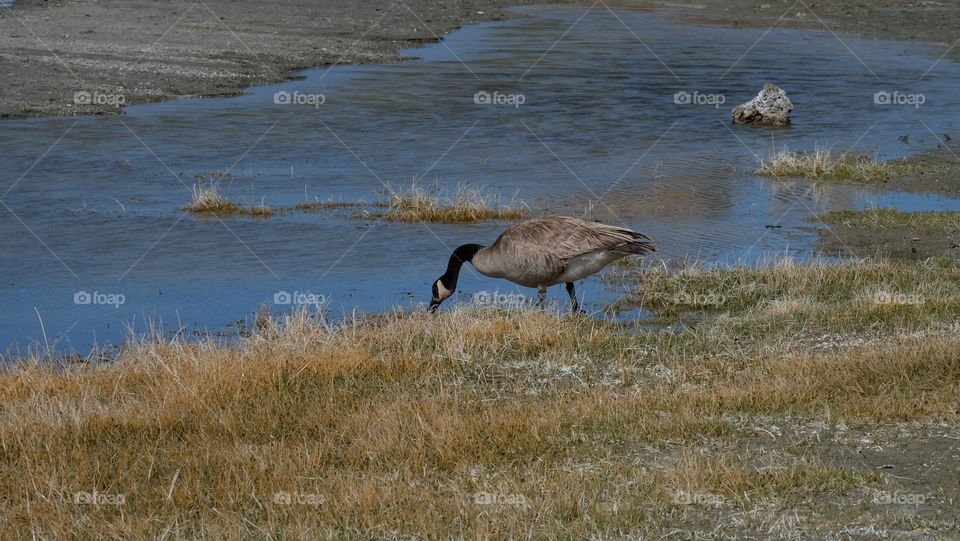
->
[429, 243, 483, 312]
[429, 279, 455, 312]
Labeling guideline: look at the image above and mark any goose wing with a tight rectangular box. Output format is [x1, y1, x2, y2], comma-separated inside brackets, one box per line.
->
[494, 216, 655, 260]
[473, 216, 654, 287]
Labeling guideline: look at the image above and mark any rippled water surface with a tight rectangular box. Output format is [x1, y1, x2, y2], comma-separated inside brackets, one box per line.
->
[3, 5, 959, 353]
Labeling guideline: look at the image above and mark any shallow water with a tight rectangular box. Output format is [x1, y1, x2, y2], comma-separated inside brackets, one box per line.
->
[0, 0, 43, 7]
[2, 5, 959, 354]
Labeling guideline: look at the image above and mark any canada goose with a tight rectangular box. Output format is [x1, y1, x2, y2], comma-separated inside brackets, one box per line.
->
[429, 215, 655, 313]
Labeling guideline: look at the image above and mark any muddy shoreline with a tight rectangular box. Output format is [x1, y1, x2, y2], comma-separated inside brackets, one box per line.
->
[813, 211, 960, 261]
[816, 224, 960, 260]
[881, 146, 960, 199]
[0, 0, 551, 119]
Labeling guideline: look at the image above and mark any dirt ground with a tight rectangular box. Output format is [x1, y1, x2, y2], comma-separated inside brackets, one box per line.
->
[816, 223, 960, 260]
[883, 146, 960, 199]
[0, 0, 549, 119]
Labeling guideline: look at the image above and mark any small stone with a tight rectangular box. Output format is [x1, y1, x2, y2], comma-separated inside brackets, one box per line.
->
[732, 83, 793, 127]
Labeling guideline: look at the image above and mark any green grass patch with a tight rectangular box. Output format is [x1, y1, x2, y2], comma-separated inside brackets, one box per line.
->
[616, 257, 960, 335]
[812, 207, 960, 231]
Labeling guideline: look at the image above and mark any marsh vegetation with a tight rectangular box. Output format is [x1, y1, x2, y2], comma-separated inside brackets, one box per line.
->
[3, 257, 957, 538]
[363, 182, 528, 224]
[183, 181, 526, 224]
[757, 146, 919, 183]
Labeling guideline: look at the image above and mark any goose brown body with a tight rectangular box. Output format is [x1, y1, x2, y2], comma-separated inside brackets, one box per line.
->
[429, 216, 655, 312]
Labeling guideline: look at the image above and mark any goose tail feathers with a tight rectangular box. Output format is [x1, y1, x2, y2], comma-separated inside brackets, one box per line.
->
[612, 234, 656, 256]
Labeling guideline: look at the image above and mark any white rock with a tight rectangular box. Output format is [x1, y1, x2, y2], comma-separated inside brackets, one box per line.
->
[732, 83, 793, 126]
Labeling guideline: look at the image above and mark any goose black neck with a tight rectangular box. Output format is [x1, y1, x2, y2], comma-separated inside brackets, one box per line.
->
[440, 244, 483, 290]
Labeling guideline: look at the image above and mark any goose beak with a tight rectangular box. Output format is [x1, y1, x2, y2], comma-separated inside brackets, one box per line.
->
[429, 279, 450, 313]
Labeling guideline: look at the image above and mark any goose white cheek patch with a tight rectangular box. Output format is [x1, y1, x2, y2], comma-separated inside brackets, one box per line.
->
[436, 281, 453, 300]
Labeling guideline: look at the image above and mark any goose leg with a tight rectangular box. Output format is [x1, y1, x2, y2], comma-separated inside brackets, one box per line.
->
[536, 286, 546, 310]
[565, 282, 584, 315]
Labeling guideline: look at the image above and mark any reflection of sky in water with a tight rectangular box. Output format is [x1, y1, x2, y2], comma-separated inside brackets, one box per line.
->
[1, 5, 959, 353]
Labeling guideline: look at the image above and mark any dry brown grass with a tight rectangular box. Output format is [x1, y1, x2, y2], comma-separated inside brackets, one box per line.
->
[367, 182, 528, 224]
[757, 145, 917, 183]
[184, 183, 274, 217]
[184, 181, 524, 223]
[2, 258, 958, 538]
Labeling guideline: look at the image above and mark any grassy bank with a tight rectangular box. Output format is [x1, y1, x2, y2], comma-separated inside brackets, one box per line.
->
[2, 258, 958, 538]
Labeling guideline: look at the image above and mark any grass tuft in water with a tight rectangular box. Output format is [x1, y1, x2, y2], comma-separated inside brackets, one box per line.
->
[184, 183, 274, 217]
[756, 145, 917, 182]
[364, 181, 528, 224]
